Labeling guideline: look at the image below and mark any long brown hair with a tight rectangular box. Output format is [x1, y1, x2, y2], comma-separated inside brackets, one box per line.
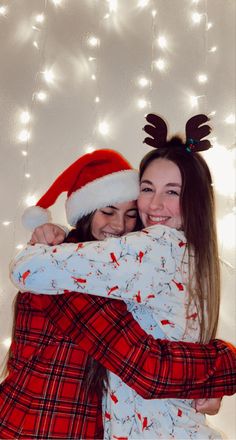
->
[66, 210, 142, 395]
[66, 213, 108, 395]
[139, 137, 220, 343]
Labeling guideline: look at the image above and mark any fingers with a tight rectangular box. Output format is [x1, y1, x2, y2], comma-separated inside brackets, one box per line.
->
[30, 226, 48, 245]
[52, 228, 66, 245]
[29, 223, 66, 245]
[194, 398, 222, 415]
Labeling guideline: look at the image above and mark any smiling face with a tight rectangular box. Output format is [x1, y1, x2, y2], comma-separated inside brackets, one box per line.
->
[138, 158, 183, 230]
[91, 200, 138, 240]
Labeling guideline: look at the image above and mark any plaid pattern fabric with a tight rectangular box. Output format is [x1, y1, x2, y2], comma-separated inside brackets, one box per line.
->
[0, 293, 235, 439]
[45, 292, 236, 400]
[0, 292, 104, 439]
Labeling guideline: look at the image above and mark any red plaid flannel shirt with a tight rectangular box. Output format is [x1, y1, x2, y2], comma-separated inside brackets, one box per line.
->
[0, 291, 235, 439]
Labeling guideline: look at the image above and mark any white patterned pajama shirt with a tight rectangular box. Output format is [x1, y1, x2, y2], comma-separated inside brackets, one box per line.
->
[10, 225, 221, 439]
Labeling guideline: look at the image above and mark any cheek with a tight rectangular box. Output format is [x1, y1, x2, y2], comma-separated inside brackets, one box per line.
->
[137, 195, 146, 212]
[171, 200, 181, 217]
[91, 215, 104, 238]
[125, 218, 137, 233]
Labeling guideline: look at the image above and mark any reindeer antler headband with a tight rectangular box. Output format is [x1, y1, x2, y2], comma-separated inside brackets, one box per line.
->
[143, 113, 212, 153]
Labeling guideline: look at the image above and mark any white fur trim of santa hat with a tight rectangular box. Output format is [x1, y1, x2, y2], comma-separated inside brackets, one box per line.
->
[22, 205, 52, 231]
[66, 169, 139, 226]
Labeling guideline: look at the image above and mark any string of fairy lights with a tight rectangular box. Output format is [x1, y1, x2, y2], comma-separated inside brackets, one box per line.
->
[0, 0, 235, 355]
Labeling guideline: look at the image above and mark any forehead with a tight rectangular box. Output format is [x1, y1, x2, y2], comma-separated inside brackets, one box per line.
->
[142, 158, 182, 183]
[105, 200, 137, 210]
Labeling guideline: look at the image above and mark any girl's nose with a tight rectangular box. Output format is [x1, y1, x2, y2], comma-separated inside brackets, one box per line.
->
[149, 194, 164, 210]
[111, 216, 125, 234]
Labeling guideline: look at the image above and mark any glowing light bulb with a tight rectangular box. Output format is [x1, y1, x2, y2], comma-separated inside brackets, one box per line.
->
[88, 56, 96, 61]
[88, 36, 100, 48]
[51, 0, 62, 5]
[138, 77, 149, 87]
[137, 99, 148, 109]
[33, 41, 39, 49]
[206, 22, 213, 30]
[36, 91, 47, 101]
[25, 195, 37, 207]
[197, 74, 208, 83]
[91, 74, 96, 81]
[154, 58, 166, 71]
[190, 95, 199, 107]
[192, 12, 202, 23]
[18, 130, 30, 142]
[208, 111, 216, 117]
[16, 244, 24, 250]
[35, 13, 45, 23]
[20, 111, 31, 124]
[210, 136, 217, 143]
[0, 5, 7, 15]
[95, 96, 100, 103]
[43, 69, 54, 84]
[225, 114, 235, 124]
[209, 46, 217, 53]
[84, 145, 95, 154]
[151, 10, 157, 17]
[25, 173, 31, 178]
[2, 221, 11, 226]
[98, 121, 110, 135]
[107, 0, 118, 13]
[157, 36, 167, 49]
[2, 337, 11, 348]
[138, 0, 150, 7]
[21, 150, 28, 156]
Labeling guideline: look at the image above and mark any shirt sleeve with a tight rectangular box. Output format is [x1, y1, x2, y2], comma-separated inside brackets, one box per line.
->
[44, 291, 236, 400]
[10, 226, 185, 304]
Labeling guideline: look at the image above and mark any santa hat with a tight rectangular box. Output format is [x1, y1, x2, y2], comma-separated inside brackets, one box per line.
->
[22, 149, 139, 230]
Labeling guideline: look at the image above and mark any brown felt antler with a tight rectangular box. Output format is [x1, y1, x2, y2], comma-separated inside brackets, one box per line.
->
[185, 114, 212, 152]
[143, 114, 168, 149]
[143, 113, 212, 153]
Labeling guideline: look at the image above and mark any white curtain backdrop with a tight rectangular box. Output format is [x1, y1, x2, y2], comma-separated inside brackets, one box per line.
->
[0, 0, 235, 438]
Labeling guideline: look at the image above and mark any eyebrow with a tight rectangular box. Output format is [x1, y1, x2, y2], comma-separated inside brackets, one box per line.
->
[106, 206, 137, 212]
[106, 205, 118, 210]
[140, 179, 181, 187]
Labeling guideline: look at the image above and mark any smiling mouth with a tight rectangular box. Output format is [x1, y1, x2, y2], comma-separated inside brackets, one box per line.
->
[103, 232, 121, 238]
[148, 215, 170, 223]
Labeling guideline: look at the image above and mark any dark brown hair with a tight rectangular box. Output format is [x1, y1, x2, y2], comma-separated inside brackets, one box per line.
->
[66, 213, 108, 395]
[66, 209, 141, 395]
[140, 137, 220, 342]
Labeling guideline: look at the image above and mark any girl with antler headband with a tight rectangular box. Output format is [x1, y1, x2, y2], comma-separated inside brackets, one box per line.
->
[9, 115, 236, 439]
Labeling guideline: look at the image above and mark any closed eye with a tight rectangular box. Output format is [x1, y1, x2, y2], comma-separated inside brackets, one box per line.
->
[126, 210, 138, 218]
[100, 210, 114, 216]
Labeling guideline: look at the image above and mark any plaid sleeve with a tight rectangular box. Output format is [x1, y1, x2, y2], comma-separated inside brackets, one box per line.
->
[45, 292, 236, 400]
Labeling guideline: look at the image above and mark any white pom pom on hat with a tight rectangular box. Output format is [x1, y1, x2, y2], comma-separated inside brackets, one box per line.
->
[22, 206, 51, 230]
[22, 148, 139, 230]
